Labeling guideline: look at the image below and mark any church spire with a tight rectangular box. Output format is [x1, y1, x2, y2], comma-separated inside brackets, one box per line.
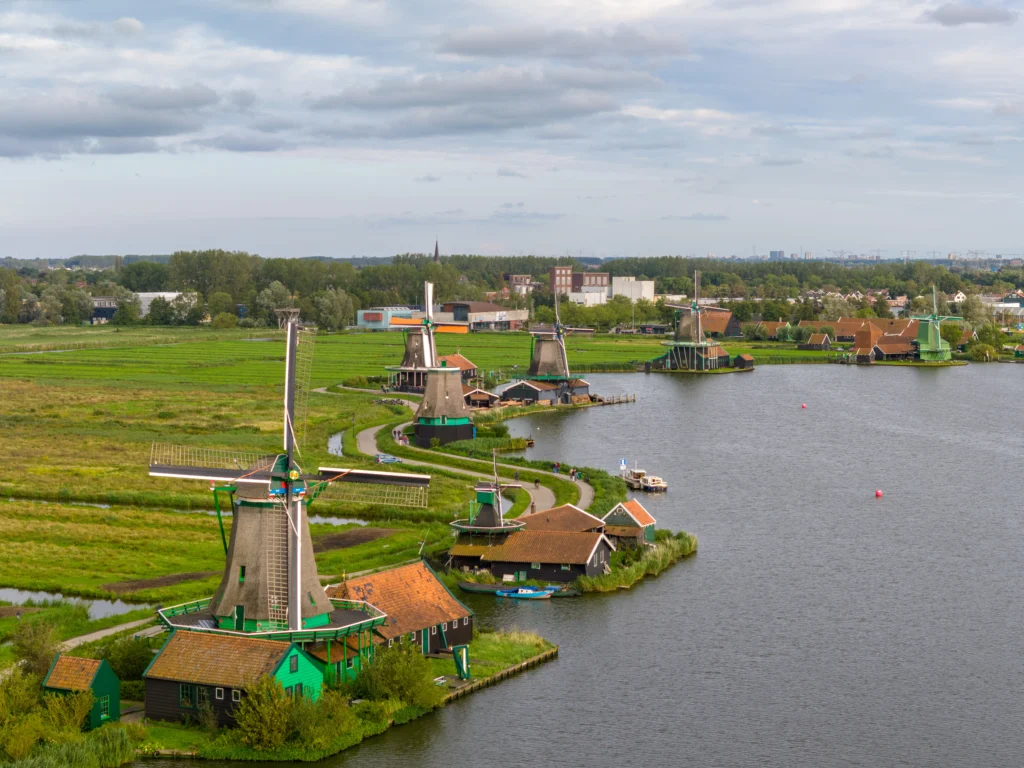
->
[434, 239, 440, 263]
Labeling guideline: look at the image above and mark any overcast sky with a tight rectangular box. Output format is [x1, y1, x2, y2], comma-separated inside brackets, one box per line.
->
[1, 0, 1023, 259]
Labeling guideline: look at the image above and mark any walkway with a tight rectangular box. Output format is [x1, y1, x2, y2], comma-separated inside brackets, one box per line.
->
[61, 618, 155, 650]
[314, 386, 594, 511]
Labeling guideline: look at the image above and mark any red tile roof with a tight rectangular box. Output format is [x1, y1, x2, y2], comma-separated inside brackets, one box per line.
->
[518, 503, 605, 532]
[807, 333, 829, 345]
[327, 561, 469, 641]
[145, 632, 291, 688]
[701, 312, 735, 335]
[874, 341, 915, 354]
[735, 353, 755, 362]
[439, 353, 476, 371]
[620, 499, 656, 526]
[45, 656, 101, 691]
[481, 530, 613, 565]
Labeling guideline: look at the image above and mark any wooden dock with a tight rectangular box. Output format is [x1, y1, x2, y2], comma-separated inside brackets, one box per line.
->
[443, 646, 559, 703]
[592, 394, 635, 406]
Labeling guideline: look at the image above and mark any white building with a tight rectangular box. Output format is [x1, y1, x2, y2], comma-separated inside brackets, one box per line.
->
[609, 276, 655, 303]
[569, 291, 607, 306]
[136, 292, 182, 317]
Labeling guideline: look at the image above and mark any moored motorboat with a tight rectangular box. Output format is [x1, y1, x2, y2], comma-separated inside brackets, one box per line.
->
[642, 475, 668, 492]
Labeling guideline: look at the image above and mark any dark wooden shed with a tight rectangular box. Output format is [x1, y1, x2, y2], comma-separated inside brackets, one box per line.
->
[43, 655, 120, 730]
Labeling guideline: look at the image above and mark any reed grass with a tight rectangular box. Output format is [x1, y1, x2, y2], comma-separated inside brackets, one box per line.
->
[576, 531, 698, 592]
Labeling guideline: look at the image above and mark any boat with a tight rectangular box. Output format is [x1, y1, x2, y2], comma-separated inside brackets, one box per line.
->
[495, 587, 552, 599]
[621, 464, 648, 490]
[457, 581, 505, 594]
[548, 587, 580, 598]
[642, 475, 668, 492]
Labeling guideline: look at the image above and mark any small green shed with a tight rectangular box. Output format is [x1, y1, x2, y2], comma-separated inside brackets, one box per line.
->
[602, 499, 657, 543]
[43, 654, 120, 730]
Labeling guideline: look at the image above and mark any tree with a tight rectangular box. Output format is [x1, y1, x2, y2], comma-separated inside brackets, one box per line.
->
[256, 281, 293, 324]
[0, 268, 21, 323]
[171, 291, 204, 325]
[11, 622, 60, 677]
[207, 291, 235, 318]
[119, 261, 169, 292]
[959, 294, 988, 327]
[975, 322, 1004, 348]
[775, 324, 792, 342]
[873, 296, 894, 319]
[312, 288, 355, 331]
[111, 292, 141, 325]
[970, 343, 997, 362]
[147, 296, 174, 326]
[940, 323, 963, 350]
[821, 296, 853, 321]
[61, 289, 93, 326]
[234, 676, 293, 751]
[212, 312, 238, 329]
[742, 322, 766, 341]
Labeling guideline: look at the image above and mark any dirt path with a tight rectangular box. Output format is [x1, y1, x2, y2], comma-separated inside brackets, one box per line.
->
[61, 618, 155, 650]
[102, 571, 218, 594]
[313, 527, 393, 553]
[315, 386, 594, 512]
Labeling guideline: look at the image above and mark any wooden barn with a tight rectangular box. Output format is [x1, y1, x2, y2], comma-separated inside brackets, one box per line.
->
[501, 380, 561, 405]
[463, 530, 615, 583]
[144, 632, 323, 727]
[602, 499, 657, 547]
[733, 353, 755, 370]
[327, 561, 472, 655]
[439, 353, 478, 381]
[517, 504, 606, 533]
[1015, 345, 1024, 359]
[852, 347, 876, 364]
[463, 385, 500, 409]
[799, 333, 832, 351]
[873, 341, 916, 361]
[43, 655, 120, 730]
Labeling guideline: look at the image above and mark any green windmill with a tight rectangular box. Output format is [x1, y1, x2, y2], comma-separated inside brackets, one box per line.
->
[911, 286, 957, 362]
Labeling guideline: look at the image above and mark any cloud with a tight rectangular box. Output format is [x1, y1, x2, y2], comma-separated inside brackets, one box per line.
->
[229, 90, 258, 109]
[760, 156, 802, 166]
[924, 3, 1018, 26]
[437, 25, 686, 59]
[490, 210, 562, 223]
[500, 202, 525, 208]
[845, 145, 894, 159]
[497, 167, 527, 177]
[0, 99, 202, 141]
[415, 174, 441, 182]
[660, 213, 730, 221]
[49, 16, 144, 39]
[109, 84, 221, 111]
[194, 133, 290, 152]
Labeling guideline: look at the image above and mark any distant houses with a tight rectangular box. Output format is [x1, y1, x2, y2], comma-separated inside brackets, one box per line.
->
[451, 530, 615, 583]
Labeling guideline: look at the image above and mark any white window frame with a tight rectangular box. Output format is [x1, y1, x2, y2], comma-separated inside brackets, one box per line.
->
[463, 617, 469, 626]
[289, 654, 298, 673]
[215, 687, 224, 700]
[431, 626, 437, 635]
[231, 689, 241, 703]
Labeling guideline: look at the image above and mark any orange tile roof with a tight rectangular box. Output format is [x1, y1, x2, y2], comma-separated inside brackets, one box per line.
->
[736, 353, 755, 361]
[482, 530, 613, 565]
[874, 341, 914, 354]
[517, 380, 560, 391]
[327, 561, 469, 641]
[621, 499, 656, 526]
[145, 631, 292, 688]
[518, 504, 605, 533]
[807, 333, 829, 344]
[45, 655, 101, 691]
[439, 353, 476, 371]
[605, 525, 644, 538]
[305, 637, 363, 662]
[701, 312, 735, 335]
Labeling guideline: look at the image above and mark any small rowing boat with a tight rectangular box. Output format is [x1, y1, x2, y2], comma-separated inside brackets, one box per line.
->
[495, 587, 552, 599]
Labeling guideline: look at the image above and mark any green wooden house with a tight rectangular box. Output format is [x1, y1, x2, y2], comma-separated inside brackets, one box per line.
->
[1015, 345, 1024, 359]
[602, 499, 657, 546]
[144, 630, 324, 727]
[43, 655, 120, 730]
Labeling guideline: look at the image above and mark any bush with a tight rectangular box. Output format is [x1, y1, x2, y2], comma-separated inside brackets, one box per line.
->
[0, 672, 42, 725]
[42, 691, 93, 733]
[2, 712, 45, 760]
[211, 312, 238, 329]
[104, 636, 154, 682]
[970, 343, 997, 362]
[118, 681, 144, 701]
[353, 641, 444, 710]
[11, 622, 60, 678]
[234, 676, 292, 751]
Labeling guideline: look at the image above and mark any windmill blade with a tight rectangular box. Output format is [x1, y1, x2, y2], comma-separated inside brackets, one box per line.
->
[149, 442, 279, 482]
[423, 281, 437, 367]
[309, 466, 430, 508]
[293, 325, 316, 454]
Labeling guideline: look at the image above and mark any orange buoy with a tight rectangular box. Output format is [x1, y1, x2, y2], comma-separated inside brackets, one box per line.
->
[875, 489, 883, 498]
[801, 403, 807, 409]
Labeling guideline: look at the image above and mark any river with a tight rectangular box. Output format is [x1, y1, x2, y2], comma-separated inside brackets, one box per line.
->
[147, 366, 1024, 767]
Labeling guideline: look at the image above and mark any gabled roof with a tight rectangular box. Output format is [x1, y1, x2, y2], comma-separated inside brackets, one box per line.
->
[439, 353, 476, 371]
[701, 312, 736, 335]
[735, 353, 755, 361]
[462, 385, 498, 398]
[605, 525, 645, 538]
[449, 539, 493, 558]
[144, 631, 293, 688]
[874, 341, 915, 354]
[326, 561, 470, 641]
[518, 503, 606, 533]
[696, 345, 728, 358]
[961, 329, 978, 344]
[510, 380, 560, 391]
[481, 530, 615, 565]
[44, 655, 101, 691]
[807, 333, 829, 344]
[606, 499, 657, 527]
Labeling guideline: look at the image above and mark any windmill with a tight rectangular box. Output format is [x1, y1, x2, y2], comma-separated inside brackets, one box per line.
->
[911, 285, 957, 362]
[527, 297, 591, 382]
[149, 319, 431, 636]
[660, 271, 732, 370]
[387, 281, 466, 392]
[449, 453, 524, 556]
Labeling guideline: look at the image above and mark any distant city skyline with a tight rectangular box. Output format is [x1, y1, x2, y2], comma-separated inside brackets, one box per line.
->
[2, 1, 1023, 258]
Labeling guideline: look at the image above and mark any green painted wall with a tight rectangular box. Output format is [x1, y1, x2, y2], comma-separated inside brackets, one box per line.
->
[273, 646, 323, 701]
[604, 507, 656, 543]
[90, 660, 121, 729]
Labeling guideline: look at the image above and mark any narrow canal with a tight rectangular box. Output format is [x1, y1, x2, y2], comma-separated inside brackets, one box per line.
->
[152, 365, 1024, 767]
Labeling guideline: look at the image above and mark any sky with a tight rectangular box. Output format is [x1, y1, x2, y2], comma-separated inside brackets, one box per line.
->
[1, 0, 1023, 260]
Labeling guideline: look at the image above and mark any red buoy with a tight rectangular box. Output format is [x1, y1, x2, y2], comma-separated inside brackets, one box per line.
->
[875, 489, 883, 498]
[801, 403, 807, 409]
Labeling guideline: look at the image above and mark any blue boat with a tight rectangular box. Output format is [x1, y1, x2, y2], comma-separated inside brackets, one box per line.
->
[495, 587, 552, 600]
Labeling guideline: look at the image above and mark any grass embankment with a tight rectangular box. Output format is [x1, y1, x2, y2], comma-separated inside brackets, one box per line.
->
[0, 325, 279, 355]
[577, 530, 698, 592]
